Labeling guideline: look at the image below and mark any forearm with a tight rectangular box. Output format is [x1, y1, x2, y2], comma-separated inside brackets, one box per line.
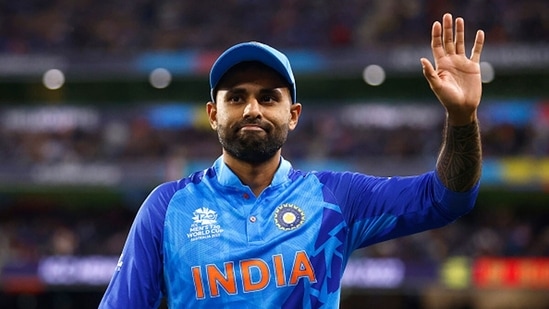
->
[436, 120, 482, 192]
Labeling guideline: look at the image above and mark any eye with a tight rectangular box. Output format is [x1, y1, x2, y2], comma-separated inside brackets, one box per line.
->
[261, 95, 276, 103]
[260, 94, 278, 104]
[228, 95, 243, 103]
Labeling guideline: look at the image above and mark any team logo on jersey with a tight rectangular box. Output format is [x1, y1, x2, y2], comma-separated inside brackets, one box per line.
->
[187, 207, 224, 241]
[274, 204, 305, 231]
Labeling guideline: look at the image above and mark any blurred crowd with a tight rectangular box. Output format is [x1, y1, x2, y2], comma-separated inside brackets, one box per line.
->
[0, 102, 546, 169]
[362, 204, 549, 261]
[0, 0, 546, 55]
[0, 101, 548, 273]
[0, 204, 133, 266]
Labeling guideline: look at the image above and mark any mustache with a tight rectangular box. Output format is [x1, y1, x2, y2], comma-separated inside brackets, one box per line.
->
[234, 119, 271, 131]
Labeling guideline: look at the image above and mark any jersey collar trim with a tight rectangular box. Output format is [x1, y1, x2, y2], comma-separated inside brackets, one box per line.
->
[213, 156, 292, 189]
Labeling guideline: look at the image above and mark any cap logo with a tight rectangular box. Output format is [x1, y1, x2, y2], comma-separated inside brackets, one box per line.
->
[274, 204, 305, 231]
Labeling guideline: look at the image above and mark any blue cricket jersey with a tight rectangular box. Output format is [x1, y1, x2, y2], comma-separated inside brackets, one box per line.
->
[99, 157, 478, 308]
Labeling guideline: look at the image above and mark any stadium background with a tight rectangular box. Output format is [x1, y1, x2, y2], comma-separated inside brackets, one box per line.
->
[0, 1, 548, 308]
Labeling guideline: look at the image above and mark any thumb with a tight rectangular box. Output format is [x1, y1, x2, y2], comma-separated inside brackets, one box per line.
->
[420, 58, 439, 89]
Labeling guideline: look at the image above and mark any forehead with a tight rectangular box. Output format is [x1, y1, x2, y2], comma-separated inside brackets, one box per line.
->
[216, 61, 290, 90]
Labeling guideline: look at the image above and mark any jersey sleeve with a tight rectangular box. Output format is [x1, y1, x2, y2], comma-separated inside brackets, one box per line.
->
[98, 182, 175, 309]
[316, 170, 479, 251]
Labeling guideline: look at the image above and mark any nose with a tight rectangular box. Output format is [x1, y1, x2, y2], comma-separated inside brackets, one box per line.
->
[243, 99, 262, 119]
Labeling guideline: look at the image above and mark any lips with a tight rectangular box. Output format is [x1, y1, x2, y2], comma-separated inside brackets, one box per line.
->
[236, 121, 269, 133]
[240, 124, 264, 131]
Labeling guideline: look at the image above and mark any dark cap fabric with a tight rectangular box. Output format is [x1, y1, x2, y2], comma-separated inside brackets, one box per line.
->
[209, 41, 296, 103]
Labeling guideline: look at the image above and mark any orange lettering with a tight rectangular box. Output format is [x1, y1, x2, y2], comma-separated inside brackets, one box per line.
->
[191, 266, 205, 299]
[192, 251, 317, 300]
[241, 259, 270, 292]
[206, 262, 237, 297]
[273, 254, 286, 287]
[289, 251, 316, 285]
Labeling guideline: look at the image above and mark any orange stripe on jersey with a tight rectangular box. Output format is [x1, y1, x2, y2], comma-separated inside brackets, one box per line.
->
[241, 259, 270, 292]
[206, 262, 237, 297]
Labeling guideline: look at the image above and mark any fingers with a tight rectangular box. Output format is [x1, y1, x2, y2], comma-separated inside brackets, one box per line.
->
[442, 13, 455, 55]
[431, 13, 456, 59]
[420, 58, 440, 89]
[430, 21, 444, 60]
[431, 13, 485, 62]
[470, 30, 485, 63]
[455, 17, 465, 55]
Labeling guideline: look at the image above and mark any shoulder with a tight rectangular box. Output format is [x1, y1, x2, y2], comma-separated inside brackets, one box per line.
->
[305, 170, 443, 201]
[287, 169, 380, 203]
[140, 167, 216, 215]
[309, 170, 379, 188]
[150, 167, 216, 198]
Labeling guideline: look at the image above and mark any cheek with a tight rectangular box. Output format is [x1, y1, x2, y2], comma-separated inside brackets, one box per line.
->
[214, 112, 237, 132]
[215, 113, 230, 127]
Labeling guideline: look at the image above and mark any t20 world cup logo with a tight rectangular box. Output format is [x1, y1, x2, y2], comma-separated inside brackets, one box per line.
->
[192, 207, 218, 225]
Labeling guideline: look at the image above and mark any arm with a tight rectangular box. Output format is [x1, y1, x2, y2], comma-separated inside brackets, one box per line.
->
[99, 184, 171, 308]
[316, 171, 478, 250]
[437, 120, 481, 192]
[420, 13, 485, 192]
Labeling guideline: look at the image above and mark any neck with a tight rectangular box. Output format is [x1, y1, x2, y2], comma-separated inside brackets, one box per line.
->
[222, 151, 281, 197]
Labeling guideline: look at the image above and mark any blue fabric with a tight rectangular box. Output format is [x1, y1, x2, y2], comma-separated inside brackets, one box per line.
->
[209, 41, 297, 103]
[99, 157, 478, 308]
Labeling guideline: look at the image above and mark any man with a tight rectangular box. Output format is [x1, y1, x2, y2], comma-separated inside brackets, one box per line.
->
[99, 13, 484, 308]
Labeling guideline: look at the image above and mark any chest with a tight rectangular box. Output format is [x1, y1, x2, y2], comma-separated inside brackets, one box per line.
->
[166, 183, 327, 258]
[161, 178, 350, 302]
[164, 175, 352, 264]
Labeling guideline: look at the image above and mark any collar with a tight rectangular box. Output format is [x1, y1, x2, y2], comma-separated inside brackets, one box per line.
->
[213, 156, 292, 189]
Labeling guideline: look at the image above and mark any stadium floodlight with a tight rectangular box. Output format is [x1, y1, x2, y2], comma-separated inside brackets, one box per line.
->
[43, 69, 65, 90]
[362, 64, 386, 86]
[149, 68, 172, 89]
[480, 61, 495, 83]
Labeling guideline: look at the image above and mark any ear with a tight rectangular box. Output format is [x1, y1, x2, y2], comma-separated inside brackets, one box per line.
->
[206, 101, 217, 130]
[288, 103, 302, 130]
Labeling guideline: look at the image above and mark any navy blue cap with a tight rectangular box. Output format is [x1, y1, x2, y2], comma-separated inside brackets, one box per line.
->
[209, 41, 296, 103]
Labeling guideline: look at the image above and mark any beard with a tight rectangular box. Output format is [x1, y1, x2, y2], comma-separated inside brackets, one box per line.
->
[217, 119, 289, 164]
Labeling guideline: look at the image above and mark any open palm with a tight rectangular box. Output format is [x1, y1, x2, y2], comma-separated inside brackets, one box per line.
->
[421, 13, 485, 125]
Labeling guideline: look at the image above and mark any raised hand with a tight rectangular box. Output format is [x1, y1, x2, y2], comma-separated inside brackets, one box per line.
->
[420, 13, 485, 126]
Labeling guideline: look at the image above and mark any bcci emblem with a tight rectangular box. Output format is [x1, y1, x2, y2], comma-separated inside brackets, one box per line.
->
[274, 204, 305, 231]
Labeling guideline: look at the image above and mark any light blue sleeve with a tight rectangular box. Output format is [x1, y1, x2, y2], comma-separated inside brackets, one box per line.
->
[98, 182, 176, 309]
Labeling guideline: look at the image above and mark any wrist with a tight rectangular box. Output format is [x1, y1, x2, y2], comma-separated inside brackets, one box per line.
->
[447, 111, 477, 127]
